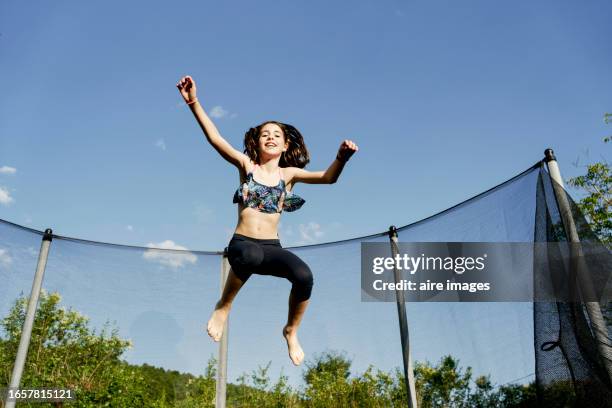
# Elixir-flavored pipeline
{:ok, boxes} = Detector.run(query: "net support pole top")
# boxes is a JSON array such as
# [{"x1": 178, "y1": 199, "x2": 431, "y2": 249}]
[
  {"x1": 544, "y1": 148, "x2": 556, "y2": 163},
  {"x1": 43, "y1": 228, "x2": 53, "y2": 242},
  {"x1": 543, "y1": 148, "x2": 564, "y2": 188},
  {"x1": 388, "y1": 225, "x2": 398, "y2": 240}
]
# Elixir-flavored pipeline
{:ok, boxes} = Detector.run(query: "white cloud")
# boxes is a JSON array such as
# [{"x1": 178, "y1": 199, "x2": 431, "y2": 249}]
[
  {"x1": 210, "y1": 105, "x2": 228, "y2": 118},
  {"x1": 0, "y1": 248, "x2": 13, "y2": 267},
  {"x1": 126, "y1": 225, "x2": 134, "y2": 232},
  {"x1": 298, "y1": 222, "x2": 325, "y2": 244},
  {"x1": 142, "y1": 240, "x2": 197, "y2": 269},
  {"x1": 155, "y1": 139, "x2": 166, "y2": 151},
  {"x1": 210, "y1": 105, "x2": 231, "y2": 119},
  {"x1": 0, "y1": 186, "x2": 14, "y2": 205},
  {"x1": 279, "y1": 221, "x2": 342, "y2": 246},
  {"x1": 0, "y1": 166, "x2": 16, "y2": 175}
]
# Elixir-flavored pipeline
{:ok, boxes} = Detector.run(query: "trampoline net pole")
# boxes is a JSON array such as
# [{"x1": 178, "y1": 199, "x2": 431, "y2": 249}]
[
  {"x1": 544, "y1": 150, "x2": 612, "y2": 385},
  {"x1": 5, "y1": 229, "x2": 53, "y2": 408},
  {"x1": 215, "y1": 250, "x2": 229, "y2": 408},
  {"x1": 389, "y1": 226, "x2": 418, "y2": 408}
]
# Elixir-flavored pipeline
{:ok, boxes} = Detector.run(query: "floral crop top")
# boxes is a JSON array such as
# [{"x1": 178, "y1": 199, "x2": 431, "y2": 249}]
[{"x1": 232, "y1": 165, "x2": 305, "y2": 213}]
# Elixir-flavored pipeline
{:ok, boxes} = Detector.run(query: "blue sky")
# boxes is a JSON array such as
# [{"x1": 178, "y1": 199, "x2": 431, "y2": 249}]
[
  {"x1": 1, "y1": 0, "x2": 610, "y2": 250},
  {"x1": 1, "y1": 0, "x2": 611, "y2": 389}
]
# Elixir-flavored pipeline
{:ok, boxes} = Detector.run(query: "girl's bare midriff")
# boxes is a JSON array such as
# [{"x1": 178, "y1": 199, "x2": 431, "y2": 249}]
[{"x1": 234, "y1": 205, "x2": 282, "y2": 239}]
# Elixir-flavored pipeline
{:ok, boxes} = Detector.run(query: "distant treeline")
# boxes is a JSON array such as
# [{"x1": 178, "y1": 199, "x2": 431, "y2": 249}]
[{"x1": 2, "y1": 292, "x2": 578, "y2": 407}]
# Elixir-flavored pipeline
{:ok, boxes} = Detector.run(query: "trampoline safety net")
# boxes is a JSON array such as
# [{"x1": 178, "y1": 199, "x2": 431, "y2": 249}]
[{"x1": 0, "y1": 161, "x2": 610, "y2": 407}]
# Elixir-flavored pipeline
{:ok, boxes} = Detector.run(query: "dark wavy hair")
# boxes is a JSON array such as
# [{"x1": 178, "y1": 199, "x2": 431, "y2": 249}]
[{"x1": 243, "y1": 121, "x2": 310, "y2": 168}]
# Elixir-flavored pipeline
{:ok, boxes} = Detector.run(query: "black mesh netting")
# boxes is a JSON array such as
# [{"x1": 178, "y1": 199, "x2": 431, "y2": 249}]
[{"x1": 534, "y1": 162, "x2": 612, "y2": 407}]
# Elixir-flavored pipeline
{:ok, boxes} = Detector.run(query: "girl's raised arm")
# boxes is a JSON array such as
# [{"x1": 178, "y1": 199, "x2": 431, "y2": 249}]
[
  {"x1": 177, "y1": 76, "x2": 248, "y2": 169},
  {"x1": 288, "y1": 140, "x2": 358, "y2": 185}
]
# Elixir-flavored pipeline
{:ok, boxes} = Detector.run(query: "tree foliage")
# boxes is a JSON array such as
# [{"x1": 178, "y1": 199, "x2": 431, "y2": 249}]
[
  {"x1": 1, "y1": 292, "x2": 543, "y2": 407},
  {"x1": 414, "y1": 356, "x2": 537, "y2": 408},
  {"x1": 0, "y1": 291, "x2": 166, "y2": 407},
  {"x1": 566, "y1": 114, "x2": 612, "y2": 329},
  {"x1": 567, "y1": 114, "x2": 611, "y2": 247}
]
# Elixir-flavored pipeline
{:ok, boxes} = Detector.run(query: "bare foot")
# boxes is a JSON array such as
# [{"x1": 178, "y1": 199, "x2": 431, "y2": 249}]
[
  {"x1": 283, "y1": 326, "x2": 305, "y2": 366},
  {"x1": 206, "y1": 303, "x2": 230, "y2": 342}
]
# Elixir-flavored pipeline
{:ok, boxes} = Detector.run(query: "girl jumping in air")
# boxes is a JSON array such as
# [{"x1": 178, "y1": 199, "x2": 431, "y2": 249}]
[{"x1": 176, "y1": 76, "x2": 358, "y2": 366}]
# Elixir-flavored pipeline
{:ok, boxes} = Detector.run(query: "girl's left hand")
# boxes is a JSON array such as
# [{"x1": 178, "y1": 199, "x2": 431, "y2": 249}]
[{"x1": 337, "y1": 140, "x2": 359, "y2": 163}]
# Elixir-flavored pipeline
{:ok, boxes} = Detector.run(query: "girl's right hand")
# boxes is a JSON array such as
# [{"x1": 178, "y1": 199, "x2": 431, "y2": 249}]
[{"x1": 176, "y1": 76, "x2": 198, "y2": 104}]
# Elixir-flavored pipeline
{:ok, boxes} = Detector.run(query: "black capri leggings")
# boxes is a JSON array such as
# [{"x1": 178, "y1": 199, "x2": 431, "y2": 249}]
[{"x1": 227, "y1": 234, "x2": 313, "y2": 301}]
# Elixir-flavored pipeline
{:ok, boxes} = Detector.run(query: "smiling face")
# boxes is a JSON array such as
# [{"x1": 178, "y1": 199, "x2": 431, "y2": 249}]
[
  {"x1": 258, "y1": 122, "x2": 288, "y2": 158},
  {"x1": 243, "y1": 120, "x2": 309, "y2": 168}
]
